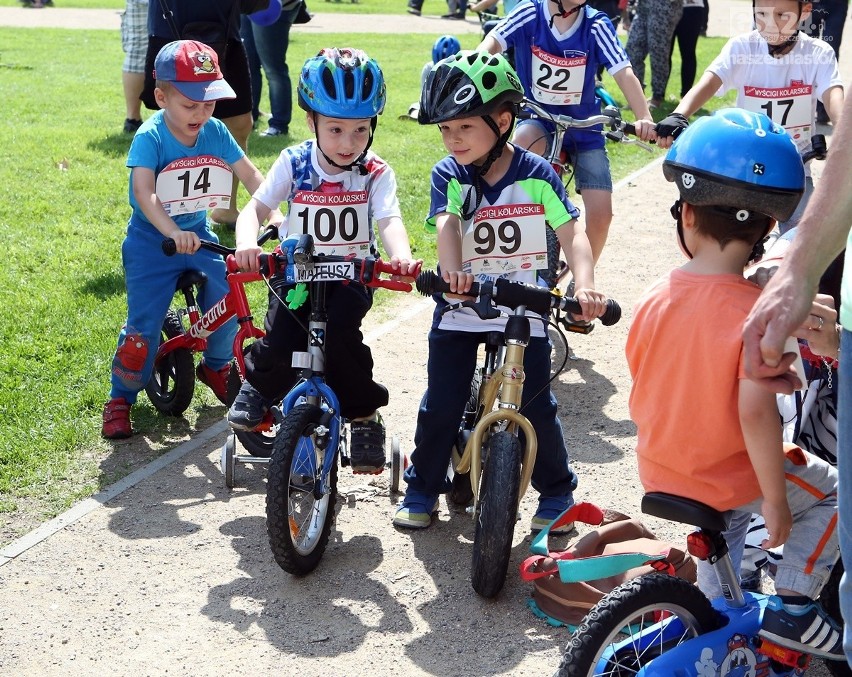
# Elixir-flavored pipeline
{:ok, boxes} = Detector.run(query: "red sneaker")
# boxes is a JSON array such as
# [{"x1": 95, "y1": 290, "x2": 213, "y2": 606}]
[
  {"x1": 102, "y1": 398, "x2": 132, "y2": 439},
  {"x1": 196, "y1": 361, "x2": 231, "y2": 404}
]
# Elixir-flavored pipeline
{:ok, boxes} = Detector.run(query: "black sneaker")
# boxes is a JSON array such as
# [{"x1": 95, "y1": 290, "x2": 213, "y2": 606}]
[
  {"x1": 123, "y1": 118, "x2": 143, "y2": 134},
  {"x1": 349, "y1": 414, "x2": 385, "y2": 474},
  {"x1": 227, "y1": 382, "x2": 271, "y2": 430},
  {"x1": 759, "y1": 595, "x2": 845, "y2": 661}
]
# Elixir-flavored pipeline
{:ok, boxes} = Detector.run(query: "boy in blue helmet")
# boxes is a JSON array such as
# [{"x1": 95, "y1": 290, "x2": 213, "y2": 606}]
[
  {"x1": 626, "y1": 108, "x2": 843, "y2": 661},
  {"x1": 229, "y1": 48, "x2": 421, "y2": 473},
  {"x1": 478, "y1": 0, "x2": 657, "y2": 265}
]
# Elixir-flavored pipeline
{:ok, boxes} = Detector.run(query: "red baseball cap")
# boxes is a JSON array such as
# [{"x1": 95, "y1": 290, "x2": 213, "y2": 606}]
[{"x1": 153, "y1": 40, "x2": 236, "y2": 102}]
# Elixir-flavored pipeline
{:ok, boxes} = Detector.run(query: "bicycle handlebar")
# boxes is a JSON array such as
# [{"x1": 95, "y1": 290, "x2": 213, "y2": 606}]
[
  {"x1": 162, "y1": 231, "x2": 419, "y2": 292},
  {"x1": 415, "y1": 270, "x2": 621, "y2": 326}
]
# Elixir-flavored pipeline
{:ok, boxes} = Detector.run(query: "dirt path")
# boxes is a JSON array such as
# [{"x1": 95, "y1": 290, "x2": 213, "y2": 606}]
[{"x1": 1, "y1": 6, "x2": 848, "y2": 675}]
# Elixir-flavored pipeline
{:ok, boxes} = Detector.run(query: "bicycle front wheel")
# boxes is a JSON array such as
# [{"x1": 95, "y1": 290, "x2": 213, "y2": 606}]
[
  {"x1": 145, "y1": 310, "x2": 194, "y2": 416},
  {"x1": 555, "y1": 573, "x2": 721, "y2": 677},
  {"x1": 266, "y1": 403, "x2": 338, "y2": 575},
  {"x1": 471, "y1": 430, "x2": 522, "y2": 598}
]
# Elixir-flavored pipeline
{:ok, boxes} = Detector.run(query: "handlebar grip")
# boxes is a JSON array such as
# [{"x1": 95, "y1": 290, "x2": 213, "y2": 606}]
[
  {"x1": 415, "y1": 270, "x2": 481, "y2": 297},
  {"x1": 623, "y1": 122, "x2": 636, "y2": 136},
  {"x1": 599, "y1": 299, "x2": 622, "y2": 326},
  {"x1": 162, "y1": 238, "x2": 177, "y2": 256}
]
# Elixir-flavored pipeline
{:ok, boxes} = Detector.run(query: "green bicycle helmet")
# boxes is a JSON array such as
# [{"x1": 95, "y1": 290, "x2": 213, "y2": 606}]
[{"x1": 418, "y1": 51, "x2": 524, "y2": 125}]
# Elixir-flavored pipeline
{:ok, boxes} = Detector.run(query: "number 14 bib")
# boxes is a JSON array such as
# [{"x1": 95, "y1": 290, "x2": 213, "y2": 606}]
[
  {"x1": 290, "y1": 190, "x2": 371, "y2": 256},
  {"x1": 462, "y1": 204, "x2": 548, "y2": 276},
  {"x1": 156, "y1": 155, "x2": 233, "y2": 216}
]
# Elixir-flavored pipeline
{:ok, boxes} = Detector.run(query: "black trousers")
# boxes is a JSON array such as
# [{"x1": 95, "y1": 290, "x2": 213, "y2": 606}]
[{"x1": 244, "y1": 278, "x2": 388, "y2": 420}]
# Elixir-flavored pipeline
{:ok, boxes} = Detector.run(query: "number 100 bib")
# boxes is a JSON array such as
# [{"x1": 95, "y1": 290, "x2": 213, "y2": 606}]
[{"x1": 291, "y1": 190, "x2": 371, "y2": 256}]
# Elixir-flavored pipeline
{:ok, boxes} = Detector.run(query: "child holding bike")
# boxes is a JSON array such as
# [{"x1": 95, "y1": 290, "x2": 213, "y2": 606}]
[
  {"x1": 393, "y1": 51, "x2": 609, "y2": 529},
  {"x1": 228, "y1": 48, "x2": 420, "y2": 474},
  {"x1": 478, "y1": 0, "x2": 657, "y2": 264},
  {"x1": 626, "y1": 109, "x2": 844, "y2": 661},
  {"x1": 102, "y1": 40, "x2": 278, "y2": 440},
  {"x1": 655, "y1": 0, "x2": 844, "y2": 232}
]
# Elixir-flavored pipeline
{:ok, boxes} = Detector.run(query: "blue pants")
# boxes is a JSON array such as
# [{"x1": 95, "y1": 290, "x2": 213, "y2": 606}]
[
  {"x1": 403, "y1": 325, "x2": 579, "y2": 499},
  {"x1": 240, "y1": 6, "x2": 299, "y2": 132},
  {"x1": 838, "y1": 329, "x2": 852, "y2": 664},
  {"x1": 109, "y1": 224, "x2": 237, "y2": 403}
]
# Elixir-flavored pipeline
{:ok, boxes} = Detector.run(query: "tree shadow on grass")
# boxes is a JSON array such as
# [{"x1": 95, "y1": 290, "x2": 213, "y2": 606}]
[
  {"x1": 86, "y1": 133, "x2": 133, "y2": 160},
  {"x1": 79, "y1": 270, "x2": 125, "y2": 299}
]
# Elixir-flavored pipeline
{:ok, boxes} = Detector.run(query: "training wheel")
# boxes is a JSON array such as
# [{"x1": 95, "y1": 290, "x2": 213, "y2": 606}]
[
  {"x1": 220, "y1": 432, "x2": 237, "y2": 488},
  {"x1": 389, "y1": 436, "x2": 406, "y2": 494}
]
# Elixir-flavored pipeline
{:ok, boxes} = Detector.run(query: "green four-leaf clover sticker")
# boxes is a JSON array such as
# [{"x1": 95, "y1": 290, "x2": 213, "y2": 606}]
[{"x1": 286, "y1": 283, "x2": 309, "y2": 310}]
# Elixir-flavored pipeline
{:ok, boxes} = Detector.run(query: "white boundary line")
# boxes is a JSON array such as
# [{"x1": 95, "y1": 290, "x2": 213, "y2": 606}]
[{"x1": 0, "y1": 156, "x2": 665, "y2": 567}]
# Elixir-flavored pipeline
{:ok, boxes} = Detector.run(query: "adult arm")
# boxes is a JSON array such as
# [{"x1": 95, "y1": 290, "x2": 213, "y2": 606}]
[{"x1": 743, "y1": 88, "x2": 852, "y2": 391}]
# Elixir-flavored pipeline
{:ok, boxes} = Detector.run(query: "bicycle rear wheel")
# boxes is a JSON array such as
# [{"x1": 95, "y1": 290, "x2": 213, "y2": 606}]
[
  {"x1": 145, "y1": 310, "x2": 195, "y2": 416},
  {"x1": 555, "y1": 573, "x2": 721, "y2": 676},
  {"x1": 266, "y1": 403, "x2": 338, "y2": 575},
  {"x1": 471, "y1": 430, "x2": 522, "y2": 598}
]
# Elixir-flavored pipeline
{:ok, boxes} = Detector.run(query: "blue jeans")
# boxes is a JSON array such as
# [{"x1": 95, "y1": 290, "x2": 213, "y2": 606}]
[
  {"x1": 838, "y1": 329, "x2": 852, "y2": 664},
  {"x1": 240, "y1": 7, "x2": 299, "y2": 132},
  {"x1": 403, "y1": 324, "x2": 579, "y2": 500}
]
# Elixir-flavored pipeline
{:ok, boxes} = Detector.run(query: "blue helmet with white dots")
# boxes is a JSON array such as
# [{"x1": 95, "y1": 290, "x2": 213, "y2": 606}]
[
  {"x1": 432, "y1": 35, "x2": 461, "y2": 63},
  {"x1": 663, "y1": 108, "x2": 804, "y2": 222}
]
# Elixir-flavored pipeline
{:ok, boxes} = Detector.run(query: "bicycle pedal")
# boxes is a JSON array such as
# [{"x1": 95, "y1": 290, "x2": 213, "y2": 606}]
[
  {"x1": 755, "y1": 638, "x2": 811, "y2": 669},
  {"x1": 560, "y1": 319, "x2": 595, "y2": 335}
]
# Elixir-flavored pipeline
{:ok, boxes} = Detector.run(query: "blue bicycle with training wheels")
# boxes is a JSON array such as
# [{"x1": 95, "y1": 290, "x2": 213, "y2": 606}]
[
  {"x1": 554, "y1": 492, "x2": 847, "y2": 676},
  {"x1": 259, "y1": 234, "x2": 419, "y2": 575}
]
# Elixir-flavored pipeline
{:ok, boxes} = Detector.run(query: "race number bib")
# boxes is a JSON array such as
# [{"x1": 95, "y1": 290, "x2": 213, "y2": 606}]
[
  {"x1": 742, "y1": 84, "x2": 813, "y2": 149},
  {"x1": 290, "y1": 190, "x2": 371, "y2": 256},
  {"x1": 156, "y1": 155, "x2": 233, "y2": 216},
  {"x1": 530, "y1": 47, "x2": 587, "y2": 106},
  {"x1": 462, "y1": 204, "x2": 548, "y2": 276}
]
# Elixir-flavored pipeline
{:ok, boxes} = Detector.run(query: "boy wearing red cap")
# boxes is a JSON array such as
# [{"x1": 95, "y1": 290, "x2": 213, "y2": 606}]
[{"x1": 102, "y1": 40, "x2": 280, "y2": 439}]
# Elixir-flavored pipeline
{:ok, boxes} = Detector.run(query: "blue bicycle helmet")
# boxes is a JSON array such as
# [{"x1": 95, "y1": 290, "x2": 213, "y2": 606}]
[
  {"x1": 432, "y1": 35, "x2": 461, "y2": 64},
  {"x1": 663, "y1": 108, "x2": 804, "y2": 222},
  {"x1": 297, "y1": 48, "x2": 386, "y2": 119}
]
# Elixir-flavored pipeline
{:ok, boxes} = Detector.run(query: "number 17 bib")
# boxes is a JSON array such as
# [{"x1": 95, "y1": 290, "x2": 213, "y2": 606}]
[
  {"x1": 742, "y1": 84, "x2": 813, "y2": 150},
  {"x1": 462, "y1": 204, "x2": 548, "y2": 276}
]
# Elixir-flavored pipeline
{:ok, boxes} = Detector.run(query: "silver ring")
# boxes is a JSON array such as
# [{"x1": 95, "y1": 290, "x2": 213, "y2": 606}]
[{"x1": 817, "y1": 316, "x2": 824, "y2": 330}]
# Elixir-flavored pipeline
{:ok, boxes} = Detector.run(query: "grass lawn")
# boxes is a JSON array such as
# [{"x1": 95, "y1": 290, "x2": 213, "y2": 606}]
[
  {"x1": 0, "y1": 23, "x2": 733, "y2": 542},
  {"x1": 0, "y1": 0, "x2": 419, "y2": 14}
]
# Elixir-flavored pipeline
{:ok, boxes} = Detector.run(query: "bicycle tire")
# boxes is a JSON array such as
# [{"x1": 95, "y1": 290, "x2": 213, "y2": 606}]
[
  {"x1": 555, "y1": 573, "x2": 722, "y2": 677},
  {"x1": 819, "y1": 559, "x2": 851, "y2": 677},
  {"x1": 266, "y1": 403, "x2": 338, "y2": 575},
  {"x1": 145, "y1": 310, "x2": 195, "y2": 416},
  {"x1": 471, "y1": 430, "x2": 522, "y2": 598}
]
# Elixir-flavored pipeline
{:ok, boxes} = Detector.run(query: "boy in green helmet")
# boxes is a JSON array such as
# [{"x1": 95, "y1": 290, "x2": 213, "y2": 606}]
[{"x1": 394, "y1": 51, "x2": 612, "y2": 530}]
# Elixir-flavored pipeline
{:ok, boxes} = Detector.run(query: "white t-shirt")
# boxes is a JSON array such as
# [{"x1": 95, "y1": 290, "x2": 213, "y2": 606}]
[{"x1": 708, "y1": 31, "x2": 842, "y2": 173}]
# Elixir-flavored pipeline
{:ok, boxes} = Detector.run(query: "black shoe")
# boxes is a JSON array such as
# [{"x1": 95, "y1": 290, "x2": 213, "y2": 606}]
[
  {"x1": 123, "y1": 118, "x2": 143, "y2": 134},
  {"x1": 349, "y1": 415, "x2": 386, "y2": 474},
  {"x1": 407, "y1": 1, "x2": 422, "y2": 14},
  {"x1": 442, "y1": 12, "x2": 466, "y2": 19}
]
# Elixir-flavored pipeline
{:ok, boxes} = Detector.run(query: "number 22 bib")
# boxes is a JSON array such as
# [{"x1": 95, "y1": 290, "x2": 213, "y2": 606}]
[{"x1": 530, "y1": 47, "x2": 587, "y2": 106}]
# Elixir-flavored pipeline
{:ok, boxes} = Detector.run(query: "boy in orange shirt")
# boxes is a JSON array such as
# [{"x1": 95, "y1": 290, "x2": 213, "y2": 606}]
[{"x1": 625, "y1": 108, "x2": 843, "y2": 661}]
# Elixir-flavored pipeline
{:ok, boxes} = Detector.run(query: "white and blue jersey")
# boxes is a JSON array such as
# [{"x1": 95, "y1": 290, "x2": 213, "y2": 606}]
[{"x1": 492, "y1": 0, "x2": 630, "y2": 151}]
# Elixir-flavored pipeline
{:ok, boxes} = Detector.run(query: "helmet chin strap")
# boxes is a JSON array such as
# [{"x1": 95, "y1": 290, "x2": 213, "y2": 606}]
[
  {"x1": 671, "y1": 200, "x2": 694, "y2": 259},
  {"x1": 313, "y1": 112, "x2": 377, "y2": 176},
  {"x1": 549, "y1": 0, "x2": 585, "y2": 28},
  {"x1": 461, "y1": 116, "x2": 512, "y2": 221},
  {"x1": 671, "y1": 199, "x2": 774, "y2": 263},
  {"x1": 766, "y1": 31, "x2": 799, "y2": 57}
]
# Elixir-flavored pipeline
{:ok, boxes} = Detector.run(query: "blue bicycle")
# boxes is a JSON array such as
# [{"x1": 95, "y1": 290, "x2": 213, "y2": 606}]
[
  {"x1": 554, "y1": 492, "x2": 847, "y2": 676},
  {"x1": 262, "y1": 234, "x2": 418, "y2": 575}
]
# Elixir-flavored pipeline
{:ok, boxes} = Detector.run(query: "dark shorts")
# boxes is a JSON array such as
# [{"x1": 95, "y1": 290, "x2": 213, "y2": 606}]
[{"x1": 142, "y1": 35, "x2": 252, "y2": 119}]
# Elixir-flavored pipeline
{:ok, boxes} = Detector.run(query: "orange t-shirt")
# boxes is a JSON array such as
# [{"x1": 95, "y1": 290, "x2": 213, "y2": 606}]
[{"x1": 625, "y1": 269, "x2": 764, "y2": 511}]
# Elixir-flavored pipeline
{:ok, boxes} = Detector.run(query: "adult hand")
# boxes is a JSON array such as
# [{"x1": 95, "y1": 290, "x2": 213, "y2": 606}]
[{"x1": 795, "y1": 294, "x2": 839, "y2": 359}]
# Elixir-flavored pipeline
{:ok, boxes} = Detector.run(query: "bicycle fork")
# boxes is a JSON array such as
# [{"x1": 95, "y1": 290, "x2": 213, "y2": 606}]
[{"x1": 457, "y1": 310, "x2": 538, "y2": 503}]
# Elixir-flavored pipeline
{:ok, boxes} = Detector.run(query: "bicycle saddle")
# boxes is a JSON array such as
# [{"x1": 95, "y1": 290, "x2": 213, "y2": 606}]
[{"x1": 642, "y1": 492, "x2": 730, "y2": 533}]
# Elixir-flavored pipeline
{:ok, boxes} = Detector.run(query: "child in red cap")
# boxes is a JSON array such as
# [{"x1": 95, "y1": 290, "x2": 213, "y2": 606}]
[{"x1": 102, "y1": 40, "x2": 281, "y2": 439}]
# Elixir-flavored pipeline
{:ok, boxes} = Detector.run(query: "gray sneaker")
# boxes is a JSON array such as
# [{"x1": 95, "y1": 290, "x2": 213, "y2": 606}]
[
  {"x1": 260, "y1": 126, "x2": 286, "y2": 137},
  {"x1": 759, "y1": 595, "x2": 845, "y2": 661},
  {"x1": 227, "y1": 382, "x2": 271, "y2": 430}
]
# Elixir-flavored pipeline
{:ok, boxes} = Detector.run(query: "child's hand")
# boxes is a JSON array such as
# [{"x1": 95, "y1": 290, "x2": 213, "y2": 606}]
[
  {"x1": 655, "y1": 113, "x2": 689, "y2": 149},
  {"x1": 442, "y1": 270, "x2": 475, "y2": 299},
  {"x1": 171, "y1": 230, "x2": 200, "y2": 255},
  {"x1": 572, "y1": 287, "x2": 608, "y2": 322},
  {"x1": 632, "y1": 119, "x2": 658, "y2": 143},
  {"x1": 388, "y1": 256, "x2": 423, "y2": 283},
  {"x1": 760, "y1": 497, "x2": 793, "y2": 549},
  {"x1": 234, "y1": 245, "x2": 263, "y2": 273}
]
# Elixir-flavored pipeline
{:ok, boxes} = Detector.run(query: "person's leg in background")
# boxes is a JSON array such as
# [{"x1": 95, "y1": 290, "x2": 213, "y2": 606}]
[
  {"x1": 837, "y1": 329, "x2": 852, "y2": 665},
  {"x1": 240, "y1": 14, "x2": 263, "y2": 128},
  {"x1": 251, "y1": 4, "x2": 300, "y2": 137},
  {"x1": 120, "y1": 0, "x2": 149, "y2": 134},
  {"x1": 670, "y1": 4, "x2": 703, "y2": 97},
  {"x1": 700, "y1": 0, "x2": 708, "y2": 35},
  {"x1": 647, "y1": 0, "x2": 683, "y2": 106},
  {"x1": 210, "y1": 39, "x2": 254, "y2": 228},
  {"x1": 807, "y1": 0, "x2": 848, "y2": 124}
]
